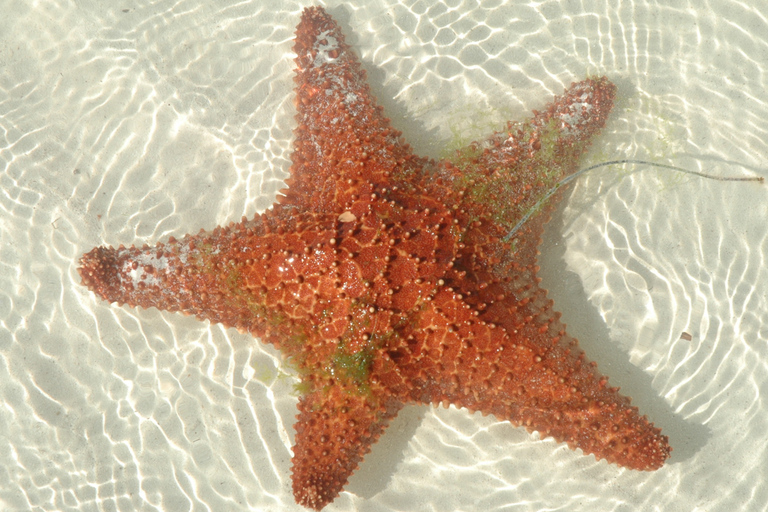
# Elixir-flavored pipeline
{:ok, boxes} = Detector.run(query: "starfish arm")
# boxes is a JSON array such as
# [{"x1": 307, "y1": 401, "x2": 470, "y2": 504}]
[
  {"x1": 291, "y1": 378, "x2": 401, "y2": 510},
  {"x1": 77, "y1": 241, "x2": 233, "y2": 319},
  {"x1": 392, "y1": 287, "x2": 670, "y2": 471},
  {"x1": 78, "y1": 214, "x2": 339, "y2": 352},
  {"x1": 450, "y1": 321, "x2": 670, "y2": 471},
  {"x1": 437, "y1": 77, "x2": 617, "y2": 238},
  {"x1": 281, "y1": 6, "x2": 427, "y2": 214},
  {"x1": 427, "y1": 79, "x2": 617, "y2": 348}
]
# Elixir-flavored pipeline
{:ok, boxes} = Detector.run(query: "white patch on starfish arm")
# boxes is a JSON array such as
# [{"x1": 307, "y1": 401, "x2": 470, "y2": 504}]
[
  {"x1": 120, "y1": 251, "x2": 170, "y2": 288},
  {"x1": 312, "y1": 29, "x2": 339, "y2": 66}
]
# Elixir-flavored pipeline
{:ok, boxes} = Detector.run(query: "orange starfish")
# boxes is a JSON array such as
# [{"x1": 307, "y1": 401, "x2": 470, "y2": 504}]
[{"x1": 78, "y1": 6, "x2": 670, "y2": 510}]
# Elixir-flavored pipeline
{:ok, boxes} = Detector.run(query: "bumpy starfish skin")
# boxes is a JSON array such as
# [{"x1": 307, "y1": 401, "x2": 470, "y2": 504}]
[{"x1": 78, "y1": 6, "x2": 670, "y2": 511}]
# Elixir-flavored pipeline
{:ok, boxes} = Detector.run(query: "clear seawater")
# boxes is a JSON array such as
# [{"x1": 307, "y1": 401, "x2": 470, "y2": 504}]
[{"x1": 2, "y1": 1, "x2": 767, "y2": 511}]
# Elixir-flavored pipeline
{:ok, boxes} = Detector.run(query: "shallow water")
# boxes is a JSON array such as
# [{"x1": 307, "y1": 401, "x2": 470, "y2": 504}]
[{"x1": 2, "y1": 1, "x2": 768, "y2": 511}]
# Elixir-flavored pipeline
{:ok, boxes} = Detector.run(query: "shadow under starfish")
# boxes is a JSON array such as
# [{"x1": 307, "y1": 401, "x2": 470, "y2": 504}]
[{"x1": 78, "y1": 6, "x2": 670, "y2": 511}]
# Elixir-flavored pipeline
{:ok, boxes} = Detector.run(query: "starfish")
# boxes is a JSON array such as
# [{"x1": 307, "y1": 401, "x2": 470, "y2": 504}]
[{"x1": 78, "y1": 6, "x2": 670, "y2": 510}]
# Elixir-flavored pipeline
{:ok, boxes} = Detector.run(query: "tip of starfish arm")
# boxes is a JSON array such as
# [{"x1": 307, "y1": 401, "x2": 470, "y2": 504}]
[
  {"x1": 620, "y1": 423, "x2": 671, "y2": 471},
  {"x1": 78, "y1": 246, "x2": 123, "y2": 304},
  {"x1": 293, "y1": 479, "x2": 337, "y2": 511}
]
